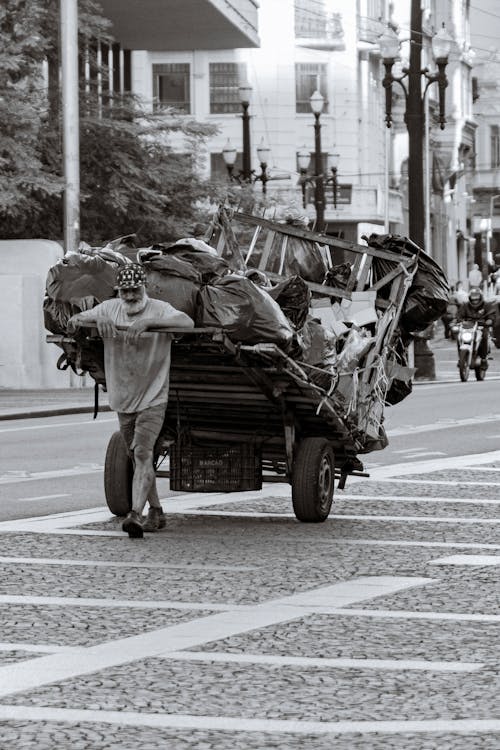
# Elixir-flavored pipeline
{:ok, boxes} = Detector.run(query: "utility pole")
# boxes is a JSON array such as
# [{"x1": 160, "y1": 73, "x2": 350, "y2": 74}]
[
  {"x1": 407, "y1": 0, "x2": 425, "y2": 251},
  {"x1": 60, "y1": 0, "x2": 80, "y2": 254}
]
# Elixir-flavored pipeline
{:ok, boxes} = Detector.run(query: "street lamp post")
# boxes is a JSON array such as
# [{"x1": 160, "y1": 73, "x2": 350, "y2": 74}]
[
  {"x1": 327, "y1": 152, "x2": 340, "y2": 209},
  {"x1": 297, "y1": 146, "x2": 340, "y2": 213},
  {"x1": 310, "y1": 90, "x2": 325, "y2": 232},
  {"x1": 379, "y1": 12, "x2": 452, "y2": 252},
  {"x1": 222, "y1": 136, "x2": 273, "y2": 195},
  {"x1": 379, "y1": 7, "x2": 452, "y2": 381},
  {"x1": 297, "y1": 146, "x2": 311, "y2": 208},
  {"x1": 255, "y1": 137, "x2": 271, "y2": 194},
  {"x1": 239, "y1": 83, "x2": 252, "y2": 182}
]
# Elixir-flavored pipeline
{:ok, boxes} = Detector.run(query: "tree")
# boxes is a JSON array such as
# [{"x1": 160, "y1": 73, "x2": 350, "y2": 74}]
[
  {"x1": 0, "y1": 0, "x2": 222, "y2": 244},
  {"x1": 0, "y1": 0, "x2": 62, "y2": 235}
]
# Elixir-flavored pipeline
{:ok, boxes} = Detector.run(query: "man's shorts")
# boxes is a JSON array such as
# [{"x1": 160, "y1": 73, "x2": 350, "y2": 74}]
[{"x1": 117, "y1": 403, "x2": 167, "y2": 455}]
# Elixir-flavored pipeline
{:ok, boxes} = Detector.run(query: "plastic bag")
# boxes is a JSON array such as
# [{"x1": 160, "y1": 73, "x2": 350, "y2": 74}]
[
  {"x1": 367, "y1": 233, "x2": 449, "y2": 333},
  {"x1": 337, "y1": 328, "x2": 374, "y2": 373},
  {"x1": 198, "y1": 275, "x2": 294, "y2": 349},
  {"x1": 142, "y1": 254, "x2": 201, "y2": 283},
  {"x1": 267, "y1": 275, "x2": 311, "y2": 329},
  {"x1": 154, "y1": 241, "x2": 229, "y2": 283},
  {"x1": 300, "y1": 317, "x2": 337, "y2": 367},
  {"x1": 144, "y1": 268, "x2": 200, "y2": 319},
  {"x1": 43, "y1": 295, "x2": 100, "y2": 335},
  {"x1": 46, "y1": 254, "x2": 118, "y2": 304}
]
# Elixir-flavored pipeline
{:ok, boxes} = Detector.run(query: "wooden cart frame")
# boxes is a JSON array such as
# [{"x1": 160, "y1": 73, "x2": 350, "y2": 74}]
[{"x1": 48, "y1": 210, "x2": 420, "y2": 523}]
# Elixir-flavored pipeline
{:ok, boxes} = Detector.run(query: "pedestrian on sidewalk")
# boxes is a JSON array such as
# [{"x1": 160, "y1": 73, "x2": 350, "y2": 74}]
[
  {"x1": 468, "y1": 263, "x2": 482, "y2": 289},
  {"x1": 67, "y1": 264, "x2": 194, "y2": 538}
]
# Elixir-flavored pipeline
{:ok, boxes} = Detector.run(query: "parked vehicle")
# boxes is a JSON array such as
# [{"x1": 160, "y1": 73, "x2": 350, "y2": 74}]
[{"x1": 453, "y1": 320, "x2": 489, "y2": 381}]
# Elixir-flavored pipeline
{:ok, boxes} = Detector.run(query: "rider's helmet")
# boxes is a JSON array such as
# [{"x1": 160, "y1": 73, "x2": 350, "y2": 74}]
[{"x1": 468, "y1": 287, "x2": 483, "y2": 309}]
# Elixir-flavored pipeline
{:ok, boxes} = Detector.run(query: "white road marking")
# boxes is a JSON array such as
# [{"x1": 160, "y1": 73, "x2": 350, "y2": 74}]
[
  {"x1": 17, "y1": 494, "x2": 70, "y2": 503},
  {"x1": 0, "y1": 417, "x2": 115, "y2": 434},
  {"x1": 379, "y1": 478, "x2": 500, "y2": 487},
  {"x1": 340, "y1": 538, "x2": 500, "y2": 551},
  {"x1": 392, "y1": 451, "x2": 447, "y2": 459},
  {"x1": 0, "y1": 706, "x2": 498, "y2": 736},
  {"x1": 0, "y1": 465, "x2": 103, "y2": 485},
  {"x1": 0, "y1": 576, "x2": 433, "y2": 698},
  {"x1": 340, "y1": 494, "x2": 500, "y2": 505},
  {"x1": 364, "y1": 450, "x2": 500, "y2": 480},
  {"x1": 0, "y1": 556, "x2": 257, "y2": 572},
  {"x1": 428, "y1": 554, "x2": 500, "y2": 566},
  {"x1": 0, "y1": 643, "x2": 82, "y2": 654},
  {"x1": 387, "y1": 414, "x2": 500, "y2": 437},
  {"x1": 162, "y1": 650, "x2": 482, "y2": 673},
  {"x1": 322, "y1": 608, "x2": 500, "y2": 624},
  {"x1": 333, "y1": 514, "x2": 500, "y2": 525},
  {"x1": 0, "y1": 595, "x2": 237, "y2": 611}
]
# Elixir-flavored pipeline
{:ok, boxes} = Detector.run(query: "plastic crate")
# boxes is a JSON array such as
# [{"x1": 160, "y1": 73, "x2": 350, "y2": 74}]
[{"x1": 170, "y1": 438, "x2": 262, "y2": 492}]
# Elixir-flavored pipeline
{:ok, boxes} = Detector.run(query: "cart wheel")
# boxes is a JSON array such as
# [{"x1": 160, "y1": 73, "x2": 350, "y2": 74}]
[
  {"x1": 292, "y1": 437, "x2": 335, "y2": 522},
  {"x1": 104, "y1": 431, "x2": 133, "y2": 516}
]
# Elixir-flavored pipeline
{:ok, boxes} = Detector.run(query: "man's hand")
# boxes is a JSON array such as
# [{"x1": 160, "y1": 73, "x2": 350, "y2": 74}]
[
  {"x1": 67, "y1": 315, "x2": 80, "y2": 335},
  {"x1": 124, "y1": 319, "x2": 150, "y2": 343},
  {"x1": 96, "y1": 316, "x2": 118, "y2": 339}
]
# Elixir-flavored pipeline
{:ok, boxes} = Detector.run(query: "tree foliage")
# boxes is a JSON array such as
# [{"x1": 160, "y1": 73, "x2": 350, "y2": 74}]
[{"x1": 0, "y1": 0, "x2": 222, "y2": 245}]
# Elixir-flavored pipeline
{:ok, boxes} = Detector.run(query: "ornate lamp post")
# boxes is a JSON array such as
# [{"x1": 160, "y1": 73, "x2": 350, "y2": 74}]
[
  {"x1": 327, "y1": 152, "x2": 340, "y2": 209},
  {"x1": 297, "y1": 146, "x2": 340, "y2": 213},
  {"x1": 310, "y1": 89, "x2": 325, "y2": 232},
  {"x1": 222, "y1": 138, "x2": 238, "y2": 181},
  {"x1": 379, "y1": 7, "x2": 452, "y2": 381},
  {"x1": 255, "y1": 137, "x2": 271, "y2": 194},
  {"x1": 297, "y1": 145, "x2": 311, "y2": 208},
  {"x1": 239, "y1": 83, "x2": 252, "y2": 182},
  {"x1": 379, "y1": 15, "x2": 452, "y2": 251},
  {"x1": 222, "y1": 136, "x2": 273, "y2": 195}
]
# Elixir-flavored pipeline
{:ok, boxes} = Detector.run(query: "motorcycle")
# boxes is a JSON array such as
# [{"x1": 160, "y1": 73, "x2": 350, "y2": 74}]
[{"x1": 452, "y1": 320, "x2": 490, "y2": 382}]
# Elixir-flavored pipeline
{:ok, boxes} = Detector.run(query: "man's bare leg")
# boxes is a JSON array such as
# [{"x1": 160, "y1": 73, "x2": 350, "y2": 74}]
[
  {"x1": 131, "y1": 446, "x2": 156, "y2": 516},
  {"x1": 122, "y1": 446, "x2": 157, "y2": 538}
]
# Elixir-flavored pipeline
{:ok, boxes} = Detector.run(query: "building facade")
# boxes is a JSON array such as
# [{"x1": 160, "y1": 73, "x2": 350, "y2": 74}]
[
  {"x1": 114, "y1": 0, "x2": 477, "y2": 278},
  {"x1": 129, "y1": 0, "x2": 403, "y2": 244}
]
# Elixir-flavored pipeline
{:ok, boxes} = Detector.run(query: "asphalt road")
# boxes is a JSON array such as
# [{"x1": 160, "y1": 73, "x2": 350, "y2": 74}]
[
  {"x1": 0, "y1": 338, "x2": 499, "y2": 748},
  {"x1": 1, "y1": 338, "x2": 499, "y2": 520}
]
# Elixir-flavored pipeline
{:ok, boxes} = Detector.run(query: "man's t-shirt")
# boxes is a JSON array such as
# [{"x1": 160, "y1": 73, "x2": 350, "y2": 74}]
[{"x1": 78, "y1": 297, "x2": 178, "y2": 413}]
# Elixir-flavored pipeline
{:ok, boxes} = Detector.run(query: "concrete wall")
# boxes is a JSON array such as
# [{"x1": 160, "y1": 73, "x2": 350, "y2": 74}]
[{"x1": 0, "y1": 239, "x2": 77, "y2": 389}]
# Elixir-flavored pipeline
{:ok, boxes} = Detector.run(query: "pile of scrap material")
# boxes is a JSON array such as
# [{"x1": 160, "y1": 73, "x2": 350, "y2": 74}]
[{"x1": 44, "y1": 211, "x2": 449, "y2": 454}]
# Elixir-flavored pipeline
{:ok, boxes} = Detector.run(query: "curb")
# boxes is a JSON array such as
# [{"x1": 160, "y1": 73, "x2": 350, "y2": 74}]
[{"x1": 0, "y1": 405, "x2": 112, "y2": 421}]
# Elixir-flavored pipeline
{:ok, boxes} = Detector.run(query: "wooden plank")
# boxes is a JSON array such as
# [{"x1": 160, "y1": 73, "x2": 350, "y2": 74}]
[
  {"x1": 245, "y1": 225, "x2": 262, "y2": 264},
  {"x1": 345, "y1": 253, "x2": 364, "y2": 294},
  {"x1": 356, "y1": 254, "x2": 373, "y2": 289},
  {"x1": 258, "y1": 230, "x2": 277, "y2": 270},
  {"x1": 233, "y1": 211, "x2": 417, "y2": 262}
]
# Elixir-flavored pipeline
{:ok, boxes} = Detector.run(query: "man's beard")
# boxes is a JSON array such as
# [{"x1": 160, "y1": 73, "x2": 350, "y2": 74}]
[{"x1": 123, "y1": 293, "x2": 148, "y2": 316}]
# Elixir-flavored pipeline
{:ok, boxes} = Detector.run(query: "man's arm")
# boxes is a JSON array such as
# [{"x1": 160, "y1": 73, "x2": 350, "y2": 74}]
[
  {"x1": 125, "y1": 308, "x2": 194, "y2": 342},
  {"x1": 67, "y1": 302, "x2": 116, "y2": 338},
  {"x1": 67, "y1": 309, "x2": 100, "y2": 334}
]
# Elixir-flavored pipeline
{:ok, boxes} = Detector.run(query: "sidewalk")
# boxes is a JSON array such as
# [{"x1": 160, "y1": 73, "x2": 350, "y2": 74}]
[{"x1": 0, "y1": 387, "x2": 110, "y2": 420}]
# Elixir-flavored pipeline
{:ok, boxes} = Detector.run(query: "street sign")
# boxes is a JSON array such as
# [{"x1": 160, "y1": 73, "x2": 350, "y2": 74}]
[{"x1": 326, "y1": 184, "x2": 352, "y2": 204}]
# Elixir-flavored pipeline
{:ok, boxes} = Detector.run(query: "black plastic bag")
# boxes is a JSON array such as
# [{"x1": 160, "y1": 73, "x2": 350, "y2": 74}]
[
  {"x1": 367, "y1": 234, "x2": 449, "y2": 333},
  {"x1": 152, "y1": 241, "x2": 229, "y2": 283},
  {"x1": 267, "y1": 275, "x2": 311, "y2": 329},
  {"x1": 144, "y1": 268, "x2": 200, "y2": 319},
  {"x1": 198, "y1": 275, "x2": 294, "y2": 349},
  {"x1": 46, "y1": 254, "x2": 118, "y2": 304}
]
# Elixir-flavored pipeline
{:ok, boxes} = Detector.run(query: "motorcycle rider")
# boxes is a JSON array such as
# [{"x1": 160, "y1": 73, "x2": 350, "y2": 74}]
[{"x1": 456, "y1": 287, "x2": 494, "y2": 367}]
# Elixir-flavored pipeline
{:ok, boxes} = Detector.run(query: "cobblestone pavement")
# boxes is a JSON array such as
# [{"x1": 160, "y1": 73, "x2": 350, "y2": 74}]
[{"x1": 0, "y1": 451, "x2": 499, "y2": 748}]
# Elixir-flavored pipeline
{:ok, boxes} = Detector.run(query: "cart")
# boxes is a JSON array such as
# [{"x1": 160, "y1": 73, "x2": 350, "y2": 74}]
[{"x1": 47, "y1": 209, "x2": 421, "y2": 523}]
